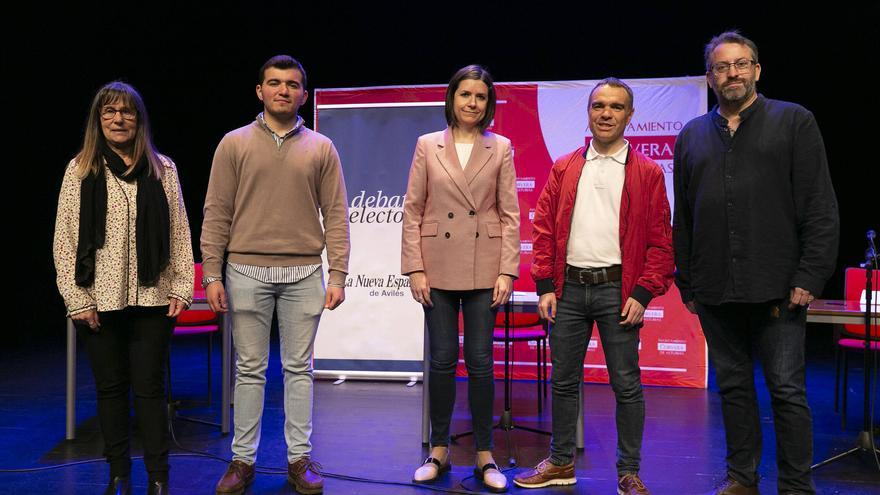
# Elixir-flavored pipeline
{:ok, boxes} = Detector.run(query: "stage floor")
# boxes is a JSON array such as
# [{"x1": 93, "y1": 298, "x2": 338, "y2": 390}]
[{"x1": 1, "y1": 334, "x2": 878, "y2": 494}]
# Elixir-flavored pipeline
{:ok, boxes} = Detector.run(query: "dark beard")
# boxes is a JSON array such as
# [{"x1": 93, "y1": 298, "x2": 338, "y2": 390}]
[{"x1": 718, "y1": 79, "x2": 755, "y2": 105}]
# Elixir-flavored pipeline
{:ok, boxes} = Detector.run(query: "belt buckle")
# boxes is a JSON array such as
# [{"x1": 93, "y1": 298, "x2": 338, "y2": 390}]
[
  {"x1": 575, "y1": 267, "x2": 608, "y2": 285},
  {"x1": 582, "y1": 268, "x2": 606, "y2": 285},
  {"x1": 577, "y1": 269, "x2": 588, "y2": 285}
]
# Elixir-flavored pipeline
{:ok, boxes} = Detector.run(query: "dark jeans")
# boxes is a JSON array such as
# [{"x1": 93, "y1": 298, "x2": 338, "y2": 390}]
[
  {"x1": 425, "y1": 288, "x2": 496, "y2": 451},
  {"x1": 549, "y1": 280, "x2": 644, "y2": 474},
  {"x1": 77, "y1": 306, "x2": 174, "y2": 482},
  {"x1": 696, "y1": 301, "x2": 815, "y2": 494}
]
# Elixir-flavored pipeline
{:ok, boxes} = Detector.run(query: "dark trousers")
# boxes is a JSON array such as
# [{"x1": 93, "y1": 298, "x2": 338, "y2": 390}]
[
  {"x1": 696, "y1": 301, "x2": 815, "y2": 494},
  {"x1": 77, "y1": 306, "x2": 173, "y2": 482},
  {"x1": 425, "y1": 288, "x2": 496, "y2": 451},
  {"x1": 549, "y1": 280, "x2": 644, "y2": 474}
]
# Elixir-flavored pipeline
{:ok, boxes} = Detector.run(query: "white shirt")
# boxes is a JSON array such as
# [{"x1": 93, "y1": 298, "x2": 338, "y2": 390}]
[
  {"x1": 455, "y1": 142, "x2": 474, "y2": 169},
  {"x1": 566, "y1": 140, "x2": 628, "y2": 268}
]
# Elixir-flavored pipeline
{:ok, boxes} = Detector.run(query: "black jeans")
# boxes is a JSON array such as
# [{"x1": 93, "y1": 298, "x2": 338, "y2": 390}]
[
  {"x1": 77, "y1": 305, "x2": 174, "y2": 482},
  {"x1": 549, "y1": 280, "x2": 644, "y2": 474},
  {"x1": 425, "y1": 288, "x2": 496, "y2": 451},
  {"x1": 696, "y1": 301, "x2": 814, "y2": 494}
]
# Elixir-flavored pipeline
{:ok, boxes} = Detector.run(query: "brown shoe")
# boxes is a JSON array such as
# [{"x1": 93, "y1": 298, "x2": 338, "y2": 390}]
[
  {"x1": 215, "y1": 460, "x2": 254, "y2": 494},
  {"x1": 288, "y1": 457, "x2": 324, "y2": 494},
  {"x1": 513, "y1": 458, "x2": 576, "y2": 488},
  {"x1": 618, "y1": 473, "x2": 651, "y2": 495},
  {"x1": 709, "y1": 476, "x2": 760, "y2": 495}
]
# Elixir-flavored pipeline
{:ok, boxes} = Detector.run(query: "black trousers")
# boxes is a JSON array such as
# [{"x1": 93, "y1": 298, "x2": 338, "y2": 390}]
[{"x1": 77, "y1": 305, "x2": 173, "y2": 482}]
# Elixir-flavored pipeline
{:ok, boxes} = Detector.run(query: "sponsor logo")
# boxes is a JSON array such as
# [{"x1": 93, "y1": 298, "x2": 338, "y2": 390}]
[
  {"x1": 528, "y1": 209, "x2": 535, "y2": 221},
  {"x1": 347, "y1": 274, "x2": 410, "y2": 297},
  {"x1": 657, "y1": 340, "x2": 687, "y2": 354},
  {"x1": 516, "y1": 177, "x2": 536, "y2": 192},
  {"x1": 588, "y1": 339, "x2": 598, "y2": 350},
  {"x1": 521, "y1": 241, "x2": 533, "y2": 253},
  {"x1": 644, "y1": 308, "x2": 664, "y2": 321}
]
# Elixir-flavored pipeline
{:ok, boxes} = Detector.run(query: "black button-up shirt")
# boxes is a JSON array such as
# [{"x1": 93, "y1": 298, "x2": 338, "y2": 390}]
[{"x1": 673, "y1": 95, "x2": 839, "y2": 305}]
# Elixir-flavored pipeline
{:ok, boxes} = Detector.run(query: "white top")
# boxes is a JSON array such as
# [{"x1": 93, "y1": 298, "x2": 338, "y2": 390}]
[
  {"x1": 566, "y1": 139, "x2": 628, "y2": 268},
  {"x1": 455, "y1": 142, "x2": 474, "y2": 169}
]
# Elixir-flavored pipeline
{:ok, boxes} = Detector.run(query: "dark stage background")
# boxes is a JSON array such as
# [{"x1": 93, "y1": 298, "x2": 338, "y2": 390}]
[{"x1": 4, "y1": 2, "x2": 876, "y2": 347}]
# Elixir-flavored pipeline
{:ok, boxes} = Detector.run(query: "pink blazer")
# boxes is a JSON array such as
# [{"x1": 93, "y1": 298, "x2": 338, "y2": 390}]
[{"x1": 401, "y1": 128, "x2": 520, "y2": 290}]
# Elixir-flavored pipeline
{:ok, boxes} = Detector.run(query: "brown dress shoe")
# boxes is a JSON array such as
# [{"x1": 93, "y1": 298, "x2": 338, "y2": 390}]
[
  {"x1": 710, "y1": 476, "x2": 760, "y2": 495},
  {"x1": 513, "y1": 458, "x2": 576, "y2": 488},
  {"x1": 618, "y1": 473, "x2": 651, "y2": 495},
  {"x1": 215, "y1": 460, "x2": 254, "y2": 494},
  {"x1": 288, "y1": 457, "x2": 324, "y2": 494}
]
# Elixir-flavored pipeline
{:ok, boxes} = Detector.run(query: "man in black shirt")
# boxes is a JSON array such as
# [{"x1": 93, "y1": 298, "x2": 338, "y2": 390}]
[{"x1": 673, "y1": 31, "x2": 839, "y2": 495}]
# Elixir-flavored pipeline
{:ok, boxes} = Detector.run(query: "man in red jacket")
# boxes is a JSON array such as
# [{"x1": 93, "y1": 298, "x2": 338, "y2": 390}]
[{"x1": 514, "y1": 78, "x2": 674, "y2": 495}]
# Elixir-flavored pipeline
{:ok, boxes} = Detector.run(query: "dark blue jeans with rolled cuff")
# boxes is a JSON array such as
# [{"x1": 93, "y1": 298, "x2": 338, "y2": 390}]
[
  {"x1": 425, "y1": 288, "x2": 497, "y2": 451},
  {"x1": 549, "y1": 280, "x2": 645, "y2": 474},
  {"x1": 696, "y1": 301, "x2": 815, "y2": 494}
]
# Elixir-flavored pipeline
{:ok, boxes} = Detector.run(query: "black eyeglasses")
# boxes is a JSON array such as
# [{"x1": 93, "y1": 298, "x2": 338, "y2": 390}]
[
  {"x1": 709, "y1": 59, "x2": 756, "y2": 75},
  {"x1": 101, "y1": 107, "x2": 137, "y2": 121}
]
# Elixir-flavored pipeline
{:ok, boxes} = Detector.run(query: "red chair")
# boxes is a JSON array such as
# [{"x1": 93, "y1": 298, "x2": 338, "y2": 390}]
[
  {"x1": 492, "y1": 310, "x2": 549, "y2": 413},
  {"x1": 834, "y1": 267, "x2": 879, "y2": 429},
  {"x1": 167, "y1": 263, "x2": 221, "y2": 426}
]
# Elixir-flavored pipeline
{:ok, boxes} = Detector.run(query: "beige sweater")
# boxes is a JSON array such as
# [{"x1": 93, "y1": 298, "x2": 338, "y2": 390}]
[
  {"x1": 54, "y1": 156, "x2": 195, "y2": 316},
  {"x1": 200, "y1": 121, "x2": 350, "y2": 286}
]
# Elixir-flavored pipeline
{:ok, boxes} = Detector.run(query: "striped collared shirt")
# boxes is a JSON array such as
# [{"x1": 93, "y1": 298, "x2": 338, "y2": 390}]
[
  {"x1": 228, "y1": 263, "x2": 322, "y2": 284},
  {"x1": 257, "y1": 112, "x2": 304, "y2": 149}
]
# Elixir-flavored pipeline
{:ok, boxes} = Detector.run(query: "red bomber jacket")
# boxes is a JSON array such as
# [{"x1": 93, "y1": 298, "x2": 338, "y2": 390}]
[{"x1": 530, "y1": 145, "x2": 674, "y2": 307}]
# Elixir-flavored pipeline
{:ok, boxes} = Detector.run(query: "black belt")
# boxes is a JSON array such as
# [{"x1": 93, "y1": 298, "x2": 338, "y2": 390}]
[{"x1": 564, "y1": 264, "x2": 622, "y2": 285}]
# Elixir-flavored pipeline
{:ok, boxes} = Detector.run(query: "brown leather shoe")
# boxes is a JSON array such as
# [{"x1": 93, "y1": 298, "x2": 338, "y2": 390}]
[
  {"x1": 618, "y1": 473, "x2": 651, "y2": 495},
  {"x1": 288, "y1": 457, "x2": 324, "y2": 494},
  {"x1": 215, "y1": 460, "x2": 254, "y2": 494},
  {"x1": 709, "y1": 476, "x2": 760, "y2": 495},
  {"x1": 513, "y1": 458, "x2": 576, "y2": 488}
]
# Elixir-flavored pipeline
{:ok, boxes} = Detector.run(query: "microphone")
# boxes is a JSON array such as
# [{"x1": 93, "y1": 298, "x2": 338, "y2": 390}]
[{"x1": 868, "y1": 229, "x2": 878, "y2": 264}]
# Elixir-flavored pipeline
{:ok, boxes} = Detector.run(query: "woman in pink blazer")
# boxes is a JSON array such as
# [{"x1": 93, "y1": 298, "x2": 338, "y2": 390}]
[{"x1": 401, "y1": 65, "x2": 520, "y2": 492}]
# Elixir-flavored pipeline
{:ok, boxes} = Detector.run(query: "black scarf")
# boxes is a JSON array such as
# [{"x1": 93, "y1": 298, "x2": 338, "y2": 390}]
[{"x1": 75, "y1": 142, "x2": 170, "y2": 287}]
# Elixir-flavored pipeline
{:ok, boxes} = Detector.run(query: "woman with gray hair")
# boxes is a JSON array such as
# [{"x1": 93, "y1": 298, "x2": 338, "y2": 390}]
[{"x1": 53, "y1": 81, "x2": 193, "y2": 495}]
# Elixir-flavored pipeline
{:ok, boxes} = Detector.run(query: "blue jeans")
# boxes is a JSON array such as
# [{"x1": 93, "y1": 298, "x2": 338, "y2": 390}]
[
  {"x1": 225, "y1": 266, "x2": 325, "y2": 464},
  {"x1": 696, "y1": 301, "x2": 815, "y2": 494},
  {"x1": 549, "y1": 280, "x2": 644, "y2": 474},
  {"x1": 425, "y1": 288, "x2": 496, "y2": 451}
]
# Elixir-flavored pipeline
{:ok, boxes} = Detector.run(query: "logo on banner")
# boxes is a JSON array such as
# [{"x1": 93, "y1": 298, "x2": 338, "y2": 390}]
[
  {"x1": 349, "y1": 190, "x2": 405, "y2": 224},
  {"x1": 516, "y1": 177, "x2": 536, "y2": 192},
  {"x1": 628, "y1": 121, "x2": 683, "y2": 132},
  {"x1": 657, "y1": 340, "x2": 687, "y2": 355},
  {"x1": 521, "y1": 241, "x2": 533, "y2": 253},
  {"x1": 584, "y1": 135, "x2": 677, "y2": 164},
  {"x1": 345, "y1": 273, "x2": 410, "y2": 297},
  {"x1": 644, "y1": 308, "x2": 664, "y2": 321}
]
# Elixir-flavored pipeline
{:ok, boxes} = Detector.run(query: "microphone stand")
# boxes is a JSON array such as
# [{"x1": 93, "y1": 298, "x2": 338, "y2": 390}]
[{"x1": 812, "y1": 236, "x2": 880, "y2": 469}]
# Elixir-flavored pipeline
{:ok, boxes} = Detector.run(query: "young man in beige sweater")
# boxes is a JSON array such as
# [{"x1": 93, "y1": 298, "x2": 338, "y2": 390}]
[{"x1": 201, "y1": 55, "x2": 350, "y2": 495}]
